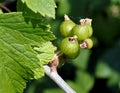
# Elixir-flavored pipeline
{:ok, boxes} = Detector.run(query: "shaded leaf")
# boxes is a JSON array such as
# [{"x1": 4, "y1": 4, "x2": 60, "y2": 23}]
[
  {"x1": 75, "y1": 70, "x2": 94, "y2": 92},
  {"x1": 73, "y1": 49, "x2": 91, "y2": 70},
  {"x1": 107, "y1": 70, "x2": 120, "y2": 87},
  {"x1": 44, "y1": 88, "x2": 63, "y2": 93},
  {"x1": 95, "y1": 61, "x2": 112, "y2": 78},
  {"x1": 67, "y1": 81, "x2": 87, "y2": 93},
  {"x1": 55, "y1": 0, "x2": 71, "y2": 16},
  {"x1": 95, "y1": 46, "x2": 120, "y2": 78},
  {"x1": 21, "y1": 0, "x2": 56, "y2": 18}
]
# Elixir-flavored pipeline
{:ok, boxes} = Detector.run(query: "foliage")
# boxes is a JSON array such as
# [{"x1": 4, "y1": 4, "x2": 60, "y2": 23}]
[
  {"x1": 0, "y1": 0, "x2": 56, "y2": 93},
  {"x1": 0, "y1": 0, "x2": 120, "y2": 93},
  {"x1": 37, "y1": 0, "x2": 120, "y2": 93},
  {"x1": 21, "y1": 0, "x2": 56, "y2": 18}
]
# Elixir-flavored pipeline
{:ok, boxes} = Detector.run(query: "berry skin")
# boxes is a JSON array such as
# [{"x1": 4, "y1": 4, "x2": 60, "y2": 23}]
[
  {"x1": 60, "y1": 15, "x2": 75, "y2": 37},
  {"x1": 84, "y1": 18, "x2": 93, "y2": 37},
  {"x1": 71, "y1": 24, "x2": 89, "y2": 41},
  {"x1": 60, "y1": 36, "x2": 79, "y2": 59},
  {"x1": 86, "y1": 24, "x2": 93, "y2": 37},
  {"x1": 85, "y1": 38, "x2": 93, "y2": 49},
  {"x1": 80, "y1": 38, "x2": 93, "y2": 49}
]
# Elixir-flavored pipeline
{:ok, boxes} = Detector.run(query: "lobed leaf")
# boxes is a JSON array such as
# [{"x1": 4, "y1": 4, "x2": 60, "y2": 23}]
[
  {"x1": 21, "y1": 0, "x2": 56, "y2": 18},
  {"x1": 0, "y1": 12, "x2": 56, "y2": 93}
]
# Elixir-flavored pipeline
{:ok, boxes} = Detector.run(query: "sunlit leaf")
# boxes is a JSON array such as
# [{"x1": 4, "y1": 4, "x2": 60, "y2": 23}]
[
  {"x1": 21, "y1": 0, "x2": 56, "y2": 18},
  {"x1": 0, "y1": 12, "x2": 55, "y2": 93}
]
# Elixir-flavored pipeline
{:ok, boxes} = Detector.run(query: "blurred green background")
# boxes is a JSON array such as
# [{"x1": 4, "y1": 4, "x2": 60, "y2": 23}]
[{"x1": 2, "y1": 0, "x2": 120, "y2": 93}]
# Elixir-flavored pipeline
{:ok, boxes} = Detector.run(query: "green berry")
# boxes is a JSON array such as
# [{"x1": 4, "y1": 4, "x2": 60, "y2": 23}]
[
  {"x1": 71, "y1": 24, "x2": 89, "y2": 41},
  {"x1": 85, "y1": 38, "x2": 93, "y2": 49},
  {"x1": 60, "y1": 14, "x2": 75, "y2": 37},
  {"x1": 80, "y1": 38, "x2": 93, "y2": 49},
  {"x1": 60, "y1": 36, "x2": 79, "y2": 59},
  {"x1": 85, "y1": 18, "x2": 93, "y2": 37},
  {"x1": 85, "y1": 24, "x2": 93, "y2": 37}
]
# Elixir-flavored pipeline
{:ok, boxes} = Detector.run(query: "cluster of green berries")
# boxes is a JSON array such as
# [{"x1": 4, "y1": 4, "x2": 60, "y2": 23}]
[{"x1": 59, "y1": 14, "x2": 93, "y2": 59}]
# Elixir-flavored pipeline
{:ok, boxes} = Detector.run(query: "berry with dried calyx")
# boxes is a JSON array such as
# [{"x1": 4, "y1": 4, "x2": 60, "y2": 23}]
[
  {"x1": 71, "y1": 19, "x2": 89, "y2": 41},
  {"x1": 84, "y1": 18, "x2": 93, "y2": 37},
  {"x1": 60, "y1": 14, "x2": 76, "y2": 37},
  {"x1": 80, "y1": 38, "x2": 93, "y2": 49},
  {"x1": 60, "y1": 36, "x2": 79, "y2": 59}
]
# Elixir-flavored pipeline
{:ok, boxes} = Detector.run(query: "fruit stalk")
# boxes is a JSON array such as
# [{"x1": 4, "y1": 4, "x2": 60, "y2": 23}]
[{"x1": 44, "y1": 65, "x2": 76, "y2": 93}]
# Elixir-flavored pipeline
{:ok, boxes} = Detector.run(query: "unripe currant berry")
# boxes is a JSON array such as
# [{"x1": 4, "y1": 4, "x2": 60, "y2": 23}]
[
  {"x1": 80, "y1": 38, "x2": 93, "y2": 49},
  {"x1": 84, "y1": 18, "x2": 93, "y2": 37},
  {"x1": 60, "y1": 36, "x2": 79, "y2": 59},
  {"x1": 71, "y1": 19, "x2": 89, "y2": 41},
  {"x1": 60, "y1": 14, "x2": 76, "y2": 37}
]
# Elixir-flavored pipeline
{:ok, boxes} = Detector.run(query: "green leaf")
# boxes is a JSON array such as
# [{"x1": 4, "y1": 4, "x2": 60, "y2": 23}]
[
  {"x1": 0, "y1": 12, "x2": 56, "y2": 93},
  {"x1": 0, "y1": 8, "x2": 3, "y2": 14},
  {"x1": 34, "y1": 42, "x2": 56, "y2": 65},
  {"x1": 95, "y1": 46, "x2": 120, "y2": 91},
  {"x1": 17, "y1": 0, "x2": 43, "y2": 19},
  {"x1": 95, "y1": 61, "x2": 112, "y2": 78},
  {"x1": 73, "y1": 49, "x2": 91, "y2": 70},
  {"x1": 44, "y1": 88, "x2": 63, "y2": 93},
  {"x1": 107, "y1": 70, "x2": 120, "y2": 87},
  {"x1": 111, "y1": 0, "x2": 120, "y2": 4},
  {"x1": 75, "y1": 70, "x2": 94, "y2": 92},
  {"x1": 55, "y1": 0, "x2": 71, "y2": 16},
  {"x1": 95, "y1": 46, "x2": 120, "y2": 79},
  {"x1": 21, "y1": 0, "x2": 56, "y2": 18},
  {"x1": 67, "y1": 81, "x2": 87, "y2": 93},
  {"x1": 0, "y1": 12, "x2": 55, "y2": 43}
]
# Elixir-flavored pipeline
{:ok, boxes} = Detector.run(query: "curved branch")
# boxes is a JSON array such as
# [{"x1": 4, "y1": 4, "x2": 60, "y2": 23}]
[
  {"x1": 44, "y1": 65, "x2": 76, "y2": 93},
  {"x1": 0, "y1": 3, "x2": 11, "y2": 12}
]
